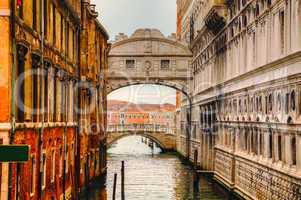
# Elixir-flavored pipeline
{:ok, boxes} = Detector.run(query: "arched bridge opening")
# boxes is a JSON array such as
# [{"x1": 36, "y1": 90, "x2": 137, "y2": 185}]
[{"x1": 107, "y1": 131, "x2": 176, "y2": 152}]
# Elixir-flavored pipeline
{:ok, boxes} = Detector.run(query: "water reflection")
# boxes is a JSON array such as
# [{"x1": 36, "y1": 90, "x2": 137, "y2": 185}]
[
  {"x1": 87, "y1": 136, "x2": 233, "y2": 200},
  {"x1": 108, "y1": 136, "x2": 162, "y2": 155}
]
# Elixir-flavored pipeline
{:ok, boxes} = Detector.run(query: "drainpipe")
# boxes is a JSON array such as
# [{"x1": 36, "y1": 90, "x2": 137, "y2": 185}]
[
  {"x1": 63, "y1": 77, "x2": 68, "y2": 200},
  {"x1": 62, "y1": 11, "x2": 70, "y2": 200},
  {"x1": 38, "y1": 0, "x2": 45, "y2": 198},
  {"x1": 75, "y1": 25, "x2": 81, "y2": 200},
  {"x1": 8, "y1": 0, "x2": 17, "y2": 199}
]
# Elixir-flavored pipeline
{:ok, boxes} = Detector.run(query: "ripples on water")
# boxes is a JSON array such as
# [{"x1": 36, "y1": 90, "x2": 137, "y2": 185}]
[{"x1": 87, "y1": 136, "x2": 232, "y2": 200}]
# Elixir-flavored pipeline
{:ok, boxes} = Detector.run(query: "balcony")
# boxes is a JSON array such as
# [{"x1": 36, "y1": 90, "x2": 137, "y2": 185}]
[{"x1": 203, "y1": 0, "x2": 227, "y2": 35}]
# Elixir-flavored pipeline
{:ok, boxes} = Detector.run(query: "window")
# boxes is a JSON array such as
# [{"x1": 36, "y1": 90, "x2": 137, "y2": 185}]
[
  {"x1": 268, "y1": 94, "x2": 273, "y2": 112},
  {"x1": 61, "y1": 80, "x2": 65, "y2": 122},
  {"x1": 279, "y1": 10, "x2": 285, "y2": 54},
  {"x1": 59, "y1": 147, "x2": 63, "y2": 177},
  {"x1": 65, "y1": 145, "x2": 69, "y2": 173},
  {"x1": 278, "y1": 135, "x2": 282, "y2": 161},
  {"x1": 32, "y1": 0, "x2": 37, "y2": 30},
  {"x1": 16, "y1": 45, "x2": 27, "y2": 122},
  {"x1": 32, "y1": 55, "x2": 39, "y2": 122},
  {"x1": 73, "y1": 30, "x2": 76, "y2": 61},
  {"x1": 53, "y1": 72, "x2": 57, "y2": 122},
  {"x1": 53, "y1": 4, "x2": 56, "y2": 45},
  {"x1": 61, "y1": 15, "x2": 64, "y2": 51},
  {"x1": 30, "y1": 156, "x2": 36, "y2": 194},
  {"x1": 41, "y1": 152, "x2": 46, "y2": 189},
  {"x1": 44, "y1": 67, "x2": 49, "y2": 122},
  {"x1": 255, "y1": 4, "x2": 260, "y2": 17},
  {"x1": 161, "y1": 60, "x2": 170, "y2": 70},
  {"x1": 259, "y1": 133, "x2": 264, "y2": 156},
  {"x1": 291, "y1": 136, "x2": 297, "y2": 165},
  {"x1": 268, "y1": 131, "x2": 273, "y2": 159},
  {"x1": 126, "y1": 60, "x2": 135, "y2": 69},
  {"x1": 43, "y1": 0, "x2": 48, "y2": 38},
  {"x1": 66, "y1": 23, "x2": 70, "y2": 57},
  {"x1": 252, "y1": 130, "x2": 258, "y2": 154},
  {"x1": 51, "y1": 149, "x2": 55, "y2": 183},
  {"x1": 291, "y1": 90, "x2": 296, "y2": 111},
  {"x1": 244, "y1": 130, "x2": 248, "y2": 151},
  {"x1": 285, "y1": 93, "x2": 289, "y2": 114},
  {"x1": 277, "y1": 94, "x2": 281, "y2": 112}
]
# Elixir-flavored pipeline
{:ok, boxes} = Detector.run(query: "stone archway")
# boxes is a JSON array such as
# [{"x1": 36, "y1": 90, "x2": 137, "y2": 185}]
[{"x1": 107, "y1": 131, "x2": 177, "y2": 151}]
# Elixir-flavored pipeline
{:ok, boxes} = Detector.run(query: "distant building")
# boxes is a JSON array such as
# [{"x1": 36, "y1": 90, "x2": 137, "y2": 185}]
[{"x1": 107, "y1": 100, "x2": 176, "y2": 134}]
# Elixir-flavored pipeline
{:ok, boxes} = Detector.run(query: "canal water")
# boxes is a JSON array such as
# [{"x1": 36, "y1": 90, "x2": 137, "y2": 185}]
[{"x1": 86, "y1": 136, "x2": 235, "y2": 200}]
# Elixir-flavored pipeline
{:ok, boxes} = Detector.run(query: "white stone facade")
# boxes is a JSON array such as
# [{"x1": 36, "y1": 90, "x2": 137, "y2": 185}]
[
  {"x1": 177, "y1": 0, "x2": 301, "y2": 199},
  {"x1": 108, "y1": 29, "x2": 192, "y2": 95}
]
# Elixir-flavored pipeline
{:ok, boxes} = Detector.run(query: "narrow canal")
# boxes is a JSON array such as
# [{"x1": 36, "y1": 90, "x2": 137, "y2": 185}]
[{"x1": 86, "y1": 136, "x2": 236, "y2": 200}]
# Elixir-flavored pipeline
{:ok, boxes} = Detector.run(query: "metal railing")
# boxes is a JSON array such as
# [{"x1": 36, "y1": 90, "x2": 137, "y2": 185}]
[{"x1": 107, "y1": 124, "x2": 175, "y2": 134}]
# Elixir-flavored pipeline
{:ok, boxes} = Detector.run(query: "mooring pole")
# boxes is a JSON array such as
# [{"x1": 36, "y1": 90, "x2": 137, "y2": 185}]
[
  {"x1": 121, "y1": 161, "x2": 125, "y2": 200},
  {"x1": 193, "y1": 149, "x2": 199, "y2": 198},
  {"x1": 112, "y1": 173, "x2": 117, "y2": 200}
]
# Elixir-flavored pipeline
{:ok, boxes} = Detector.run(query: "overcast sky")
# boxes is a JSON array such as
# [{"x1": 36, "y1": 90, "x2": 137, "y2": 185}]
[
  {"x1": 92, "y1": 0, "x2": 177, "y2": 105},
  {"x1": 108, "y1": 85, "x2": 176, "y2": 105},
  {"x1": 92, "y1": 0, "x2": 177, "y2": 39}
]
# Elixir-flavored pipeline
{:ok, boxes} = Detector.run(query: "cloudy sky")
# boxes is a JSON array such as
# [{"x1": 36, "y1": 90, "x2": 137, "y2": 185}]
[
  {"x1": 92, "y1": 0, "x2": 177, "y2": 39},
  {"x1": 92, "y1": 0, "x2": 177, "y2": 105},
  {"x1": 108, "y1": 85, "x2": 176, "y2": 105}
]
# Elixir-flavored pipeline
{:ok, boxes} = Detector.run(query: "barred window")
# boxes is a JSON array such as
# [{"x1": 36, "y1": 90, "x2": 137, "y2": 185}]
[
  {"x1": 126, "y1": 60, "x2": 135, "y2": 69},
  {"x1": 161, "y1": 60, "x2": 170, "y2": 70}
]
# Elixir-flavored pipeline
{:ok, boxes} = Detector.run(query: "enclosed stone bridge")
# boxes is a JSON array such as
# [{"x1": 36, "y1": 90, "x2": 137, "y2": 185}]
[
  {"x1": 107, "y1": 28, "x2": 192, "y2": 95},
  {"x1": 107, "y1": 124, "x2": 176, "y2": 151}
]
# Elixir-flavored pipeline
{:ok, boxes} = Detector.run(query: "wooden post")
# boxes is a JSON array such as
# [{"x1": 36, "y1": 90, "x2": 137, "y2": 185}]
[
  {"x1": 121, "y1": 161, "x2": 125, "y2": 200},
  {"x1": 112, "y1": 173, "x2": 117, "y2": 200},
  {"x1": 193, "y1": 149, "x2": 199, "y2": 197}
]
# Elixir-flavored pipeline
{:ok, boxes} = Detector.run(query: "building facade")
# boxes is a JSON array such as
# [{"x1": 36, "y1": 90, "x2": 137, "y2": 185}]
[
  {"x1": 0, "y1": 0, "x2": 109, "y2": 199},
  {"x1": 177, "y1": 0, "x2": 301, "y2": 199},
  {"x1": 107, "y1": 100, "x2": 176, "y2": 134}
]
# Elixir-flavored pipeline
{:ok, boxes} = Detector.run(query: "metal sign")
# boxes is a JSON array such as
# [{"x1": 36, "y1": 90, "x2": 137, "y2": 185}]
[{"x1": 0, "y1": 145, "x2": 29, "y2": 162}]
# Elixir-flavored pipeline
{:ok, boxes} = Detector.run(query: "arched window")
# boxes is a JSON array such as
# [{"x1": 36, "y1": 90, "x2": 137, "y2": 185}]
[
  {"x1": 291, "y1": 90, "x2": 296, "y2": 111},
  {"x1": 259, "y1": 96, "x2": 262, "y2": 112},
  {"x1": 268, "y1": 93, "x2": 273, "y2": 112},
  {"x1": 250, "y1": 97, "x2": 254, "y2": 112},
  {"x1": 255, "y1": 4, "x2": 260, "y2": 16},
  {"x1": 285, "y1": 93, "x2": 289, "y2": 114},
  {"x1": 243, "y1": 15, "x2": 247, "y2": 27},
  {"x1": 265, "y1": 95, "x2": 268, "y2": 114},
  {"x1": 208, "y1": 106, "x2": 212, "y2": 128},
  {"x1": 16, "y1": 44, "x2": 28, "y2": 122},
  {"x1": 277, "y1": 93, "x2": 281, "y2": 112}
]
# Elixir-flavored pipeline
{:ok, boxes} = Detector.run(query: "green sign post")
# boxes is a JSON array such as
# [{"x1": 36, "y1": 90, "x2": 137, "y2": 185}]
[{"x1": 0, "y1": 145, "x2": 29, "y2": 162}]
